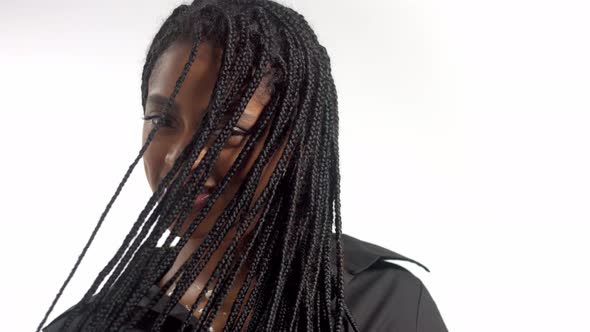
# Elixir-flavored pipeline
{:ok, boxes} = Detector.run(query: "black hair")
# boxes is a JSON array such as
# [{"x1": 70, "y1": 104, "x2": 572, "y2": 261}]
[{"x1": 37, "y1": 0, "x2": 354, "y2": 331}]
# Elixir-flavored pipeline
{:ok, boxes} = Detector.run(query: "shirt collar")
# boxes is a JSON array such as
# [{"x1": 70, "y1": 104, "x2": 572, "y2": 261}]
[{"x1": 329, "y1": 232, "x2": 430, "y2": 285}]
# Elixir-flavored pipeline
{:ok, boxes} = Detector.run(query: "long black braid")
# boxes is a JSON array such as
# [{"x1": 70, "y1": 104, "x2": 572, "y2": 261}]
[{"x1": 37, "y1": 0, "x2": 353, "y2": 331}]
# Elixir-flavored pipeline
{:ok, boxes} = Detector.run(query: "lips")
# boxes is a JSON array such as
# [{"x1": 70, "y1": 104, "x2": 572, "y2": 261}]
[
  {"x1": 157, "y1": 182, "x2": 215, "y2": 211},
  {"x1": 157, "y1": 167, "x2": 216, "y2": 209},
  {"x1": 192, "y1": 186, "x2": 214, "y2": 211}
]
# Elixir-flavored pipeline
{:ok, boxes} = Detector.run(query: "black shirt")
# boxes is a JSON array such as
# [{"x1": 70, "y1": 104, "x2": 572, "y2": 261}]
[
  {"x1": 43, "y1": 233, "x2": 447, "y2": 331},
  {"x1": 336, "y1": 234, "x2": 447, "y2": 332}
]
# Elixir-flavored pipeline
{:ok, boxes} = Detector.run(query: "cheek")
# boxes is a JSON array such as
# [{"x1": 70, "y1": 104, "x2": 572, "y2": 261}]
[
  {"x1": 211, "y1": 139, "x2": 265, "y2": 192},
  {"x1": 241, "y1": 136, "x2": 282, "y2": 200},
  {"x1": 239, "y1": 120, "x2": 283, "y2": 183},
  {"x1": 216, "y1": 145, "x2": 252, "y2": 182},
  {"x1": 260, "y1": 138, "x2": 288, "y2": 185}
]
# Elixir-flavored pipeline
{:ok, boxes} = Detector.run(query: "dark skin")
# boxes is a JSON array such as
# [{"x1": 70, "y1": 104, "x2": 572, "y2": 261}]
[{"x1": 141, "y1": 38, "x2": 287, "y2": 330}]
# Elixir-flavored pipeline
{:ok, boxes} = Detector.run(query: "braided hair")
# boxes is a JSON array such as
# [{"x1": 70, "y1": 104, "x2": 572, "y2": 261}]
[{"x1": 37, "y1": 0, "x2": 350, "y2": 330}]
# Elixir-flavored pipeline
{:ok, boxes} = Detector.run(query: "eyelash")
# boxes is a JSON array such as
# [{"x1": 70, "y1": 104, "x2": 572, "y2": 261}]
[
  {"x1": 142, "y1": 113, "x2": 250, "y2": 136},
  {"x1": 214, "y1": 125, "x2": 250, "y2": 137},
  {"x1": 142, "y1": 114, "x2": 173, "y2": 127}
]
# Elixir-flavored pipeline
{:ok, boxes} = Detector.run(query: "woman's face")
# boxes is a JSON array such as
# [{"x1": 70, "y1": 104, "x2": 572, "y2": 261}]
[{"x1": 142, "y1": 38, "x2": 282, "y2": 241}]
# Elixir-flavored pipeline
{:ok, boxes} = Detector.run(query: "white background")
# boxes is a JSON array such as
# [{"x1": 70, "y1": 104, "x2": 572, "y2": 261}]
[{"x1": 1, "y1": 0, "x2": 589, "y2": 331}]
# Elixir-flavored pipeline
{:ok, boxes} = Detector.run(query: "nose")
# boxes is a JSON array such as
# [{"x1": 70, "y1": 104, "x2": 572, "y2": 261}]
[{"x1": 164, "y1": 131, "x2": 209, "y2": 175}]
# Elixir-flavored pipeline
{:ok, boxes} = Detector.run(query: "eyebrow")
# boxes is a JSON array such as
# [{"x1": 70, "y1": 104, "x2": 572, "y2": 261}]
[{"x1": 146, "y1": 94, "x2": 180, "y2": 113}]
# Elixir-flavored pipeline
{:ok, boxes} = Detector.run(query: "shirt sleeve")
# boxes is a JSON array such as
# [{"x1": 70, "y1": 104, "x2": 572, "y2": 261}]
[{"x1": 416, "y1": 280, "x2": 448, "y2": 332}]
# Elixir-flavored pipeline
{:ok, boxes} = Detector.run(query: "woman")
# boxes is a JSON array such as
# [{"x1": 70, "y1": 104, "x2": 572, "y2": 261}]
[{"x1": 38, "y1": 0, "x2": 447, "y2": 331}]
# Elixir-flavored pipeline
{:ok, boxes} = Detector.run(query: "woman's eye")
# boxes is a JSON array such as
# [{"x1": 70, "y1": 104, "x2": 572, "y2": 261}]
[
  {"x1": 142, "y1": 114, "x2": 173, "y2": 127},
  {"x1": 230, "y1": 127, "x2": 249, "y2": 136},
  {"x1": 214, "y1": 126, "x2": 250, "y2": 137}
]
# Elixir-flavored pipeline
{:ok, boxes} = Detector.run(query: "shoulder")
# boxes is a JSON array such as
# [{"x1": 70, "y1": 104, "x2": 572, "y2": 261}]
[
  {"x1": 335, "y1": 233, "x2": 448, "y2": 332},
  {"x1": 339, "y1": 233, "x2": 430, "y2": 274}
]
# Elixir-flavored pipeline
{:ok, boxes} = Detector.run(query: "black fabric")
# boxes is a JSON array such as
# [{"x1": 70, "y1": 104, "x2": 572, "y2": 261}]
[
  {"x1": 333, "y1": 234, "x2": 447, "y2": 332},
  {"x1": 43, "y1": 233, "x2": 447, "y2": 331}
]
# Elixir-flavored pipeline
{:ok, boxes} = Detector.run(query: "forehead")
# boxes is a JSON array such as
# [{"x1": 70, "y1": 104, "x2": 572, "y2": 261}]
[
  {"x1": 147, "y1": 39, "x2": 272, "y2": 114},
  {"x1": 148, "y1": 39, "x2": 222, "y2": 109}
]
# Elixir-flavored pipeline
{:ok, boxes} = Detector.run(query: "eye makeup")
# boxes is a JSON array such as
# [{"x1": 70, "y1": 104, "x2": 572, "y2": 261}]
[{"x1": 142, "y1": 113, "x2": 174, "y2": 128}]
